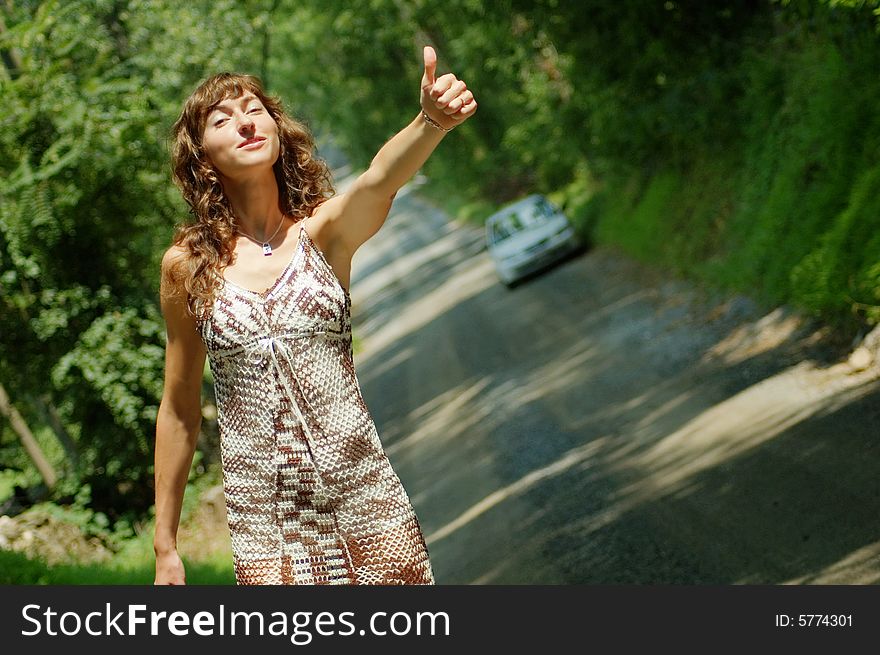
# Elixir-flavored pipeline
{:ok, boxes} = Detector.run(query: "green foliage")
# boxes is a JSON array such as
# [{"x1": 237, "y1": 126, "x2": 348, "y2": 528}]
[
  {"x1": 52, "y1": 305, "x2": 165, "y2": 457},
  {"x1": 3, "y1": 0, "x2": 880, "y2": 554},
  {"x1": 0, "y1": 0, "x2": 261, "y2": 517},
  {"x1": 702, "y1": 7, "x2": 880, "y2": 326},
  {"x1": 789, "y1": 165, "x2": 880, "y2": 323}
]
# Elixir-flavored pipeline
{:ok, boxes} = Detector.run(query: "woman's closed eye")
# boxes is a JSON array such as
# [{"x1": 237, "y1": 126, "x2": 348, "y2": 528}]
[{"x1": 212, "y1": 109, "x2": 260, "y2": 127}]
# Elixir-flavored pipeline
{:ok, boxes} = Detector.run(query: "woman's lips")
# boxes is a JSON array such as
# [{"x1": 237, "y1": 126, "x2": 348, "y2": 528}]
[{"x1": 238, "y1": 137, "x2": 266, "y2": 149}]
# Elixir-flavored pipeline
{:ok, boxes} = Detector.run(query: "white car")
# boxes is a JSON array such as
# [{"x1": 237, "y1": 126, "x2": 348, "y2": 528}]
[{"x1": 485, "y1": 194, "x2": 583, "y2": 287}]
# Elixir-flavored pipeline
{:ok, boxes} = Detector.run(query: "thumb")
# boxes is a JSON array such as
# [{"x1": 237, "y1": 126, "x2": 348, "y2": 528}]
[{"x1": 422, "y1": 45, "x2": 436, "y2": 87}]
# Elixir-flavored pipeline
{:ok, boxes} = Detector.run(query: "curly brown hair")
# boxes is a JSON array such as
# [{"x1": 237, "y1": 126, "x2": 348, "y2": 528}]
[{"x1": 164, "y1": 72, "x2": 334, "y2": 321}]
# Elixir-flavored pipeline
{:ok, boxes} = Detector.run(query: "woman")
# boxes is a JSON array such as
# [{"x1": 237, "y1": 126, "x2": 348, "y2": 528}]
[{"x1": 153, "y1": 46, "x2": 476, "y2": 585}]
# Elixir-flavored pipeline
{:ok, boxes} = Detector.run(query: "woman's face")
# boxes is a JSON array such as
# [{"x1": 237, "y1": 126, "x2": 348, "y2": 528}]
[{"x1": 201, "y1": 92, "x2": 280, "y2": 181}]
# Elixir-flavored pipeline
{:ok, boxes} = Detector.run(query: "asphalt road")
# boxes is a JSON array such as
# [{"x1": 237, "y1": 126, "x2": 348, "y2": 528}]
[{"x1": 349, "y1": 179, "x2": 880, "y2": 585}]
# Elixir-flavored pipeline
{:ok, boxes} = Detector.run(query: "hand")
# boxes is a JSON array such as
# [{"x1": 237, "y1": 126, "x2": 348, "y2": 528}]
[
  {"x1": 154, "y1": 548, "x2": 186, "y2": 585},
  {"x1": 420, "y1": 45, "x2": 477, "y2": 130}
]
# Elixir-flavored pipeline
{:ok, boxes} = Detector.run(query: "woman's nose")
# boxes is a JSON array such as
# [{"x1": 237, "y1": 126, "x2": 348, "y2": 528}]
[{"x1": 237, "y1": 115, "x2": 255, "y2": 131}]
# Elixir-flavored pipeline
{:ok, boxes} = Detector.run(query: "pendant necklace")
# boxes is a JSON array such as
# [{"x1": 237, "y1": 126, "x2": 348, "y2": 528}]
[{"x1": 235, "y1": 214, "x2": 286, "y2": 256}]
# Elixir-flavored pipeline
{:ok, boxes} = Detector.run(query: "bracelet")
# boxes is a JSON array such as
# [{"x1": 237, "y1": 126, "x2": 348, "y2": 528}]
[{"x1": 421, "y1": 109, "x2": 454, "y2": 133}]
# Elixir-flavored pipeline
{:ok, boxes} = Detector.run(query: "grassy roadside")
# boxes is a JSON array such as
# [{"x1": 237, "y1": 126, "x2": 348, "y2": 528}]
[
  {"x1": 0, "y1": 548, "x2": 234, "y2": 585},
  {"x1": 0, "y1": 463, "x2": 235, "y2": 585}
]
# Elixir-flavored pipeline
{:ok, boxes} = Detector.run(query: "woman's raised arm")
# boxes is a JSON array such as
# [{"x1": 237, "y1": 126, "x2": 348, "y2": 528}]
[{"x1": 321, "y1": 45, "x2": 477, "y2": 257}]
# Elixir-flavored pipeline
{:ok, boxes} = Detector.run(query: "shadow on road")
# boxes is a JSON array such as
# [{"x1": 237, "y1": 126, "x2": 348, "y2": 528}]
[{"x1": 351, "y1": 185, "x2": 880, "y2": 584}]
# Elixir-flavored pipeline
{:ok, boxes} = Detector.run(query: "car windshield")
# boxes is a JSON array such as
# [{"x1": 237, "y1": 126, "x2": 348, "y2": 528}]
[{"x1": 491, "y1": 198, "x2": 557, "y2": 242}]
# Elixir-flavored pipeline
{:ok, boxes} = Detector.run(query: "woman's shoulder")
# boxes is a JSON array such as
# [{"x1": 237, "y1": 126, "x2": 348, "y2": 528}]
[
  {"x1": 308, "y1": 195, "x2": 347, "y2": 243},
  {"x1": 162, "y1": 243, "x2": 190, "y2": 268},
  {"x1": 160, "y1": 243, "x2": 191, "y2": 302}
]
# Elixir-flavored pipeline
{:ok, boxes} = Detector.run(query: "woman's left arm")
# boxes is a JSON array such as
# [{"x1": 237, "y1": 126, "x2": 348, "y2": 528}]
[{"x1": 327, "y1": 45, "x2": 477, "y2": 256}]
